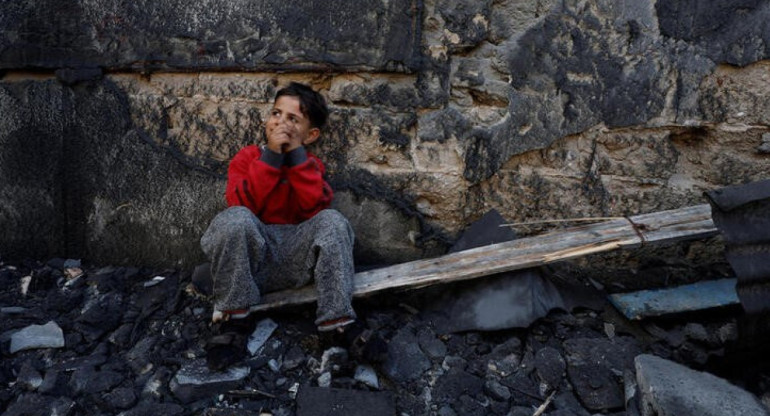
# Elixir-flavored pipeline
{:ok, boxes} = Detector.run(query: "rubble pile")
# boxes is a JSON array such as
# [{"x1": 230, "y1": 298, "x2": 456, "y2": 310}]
[{"x1": 1, "y1": 258, "x2": 769, "y2": 416}]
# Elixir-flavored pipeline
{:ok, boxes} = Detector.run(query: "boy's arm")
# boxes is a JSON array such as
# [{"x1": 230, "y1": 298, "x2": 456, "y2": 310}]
[
  {"x1": 286, "y1": 147, "x2": 334, "y2": 216},
  {"x1": 225, "y1": 146, "x2": 283, "y2": 212}
]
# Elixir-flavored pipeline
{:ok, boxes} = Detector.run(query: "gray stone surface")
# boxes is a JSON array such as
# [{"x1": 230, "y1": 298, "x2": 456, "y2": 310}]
[
  {"x1": 2, "y1": 0, "x2": 770, "y2": 269},
  {"x1": 69, "y1": 368, "x2": 124, "y2": 394},
  {"x1": 10, "y1": 321, "x2": 65, "y2": 353},
  {"x1": 417, "y1": 328, "x2": 448, "y2": 360},
  {"x1": 247, "y1": 318, "x2": 278, "y2": 356},
  {"x1": 433, "y1": 366, "x2": 484, "y2": 402},
  {"x1": 382, "y1": 328, "x2": 431, "y2": 383},
  {"x1": 635, "y1": 354, "x2": 770, "y2": 416},
  {"x1": 5, "y1": 394, "x2": 76, "y2": 416},
  {"x1": 117, "y1": 401, "x2": 185, "y2": 416},
  {"x1": 535, "y1": 346, "x2": 566, "y2": 391},
  {"x1": 296, "y1": 386, "x2": 394, "y2": 416},
  {"x1": 429, "y1": 270, "x2": 566, "y2": 333},
  {"x1": 0, "y1": 0, "x2": 420, "y2": 72},
  {"x1": 0, "y1": 81, "x2": 66, "y2": 260},
  {"x1": 656, "y1": 0, "x2": 770, "y2": 66},
  {"x1": 320, "y1": 346, "x2": 349, "y2": 375},
  {"x1": 16, "y1": 361, "x2": 43, "y2": 391},
  {"x1": 354, "y1": 364, "x2": 380, "y2": 389},
  {"x1": 169, "y1": 359, "x2": 250, "y2": 403},
  {"x1": 563, "y1": 337, "x2": 642, "y2": 411},
  {"x1": 484, "y1": 379, "x2": 511, "y2": 402}
]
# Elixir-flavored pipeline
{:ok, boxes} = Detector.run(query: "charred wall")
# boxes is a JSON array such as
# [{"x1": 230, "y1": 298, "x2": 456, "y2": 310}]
[{"x1": 1, "y1": 0, "x2": 769, "y2": 268}]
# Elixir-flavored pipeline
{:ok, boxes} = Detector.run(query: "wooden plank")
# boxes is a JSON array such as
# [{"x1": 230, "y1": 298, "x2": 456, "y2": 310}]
[
  {"x1": 608, "y1": 278, "x2": 739, "y2": 320},
  {"x1": 252, "y1": 204, "x2": 718, "y2": 312}
]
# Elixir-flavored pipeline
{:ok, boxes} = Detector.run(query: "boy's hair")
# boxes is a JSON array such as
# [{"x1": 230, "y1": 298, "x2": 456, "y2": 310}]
[{"x1": 275, "y1": 82, "x2": 329, "y2": 130}]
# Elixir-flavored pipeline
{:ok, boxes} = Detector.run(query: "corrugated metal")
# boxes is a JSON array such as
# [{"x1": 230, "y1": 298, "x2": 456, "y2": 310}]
[{"x1": 706, "y1": 179, "x2": 770, "y2": 314}]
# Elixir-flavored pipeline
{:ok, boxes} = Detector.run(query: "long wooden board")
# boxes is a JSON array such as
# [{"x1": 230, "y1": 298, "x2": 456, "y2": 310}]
[{"x1": 252, "y1": 204, "x2": 718, "y2": 311}]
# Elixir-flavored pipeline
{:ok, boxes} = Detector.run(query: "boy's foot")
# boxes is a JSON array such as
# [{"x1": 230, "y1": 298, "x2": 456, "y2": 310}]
[
  {"x1": 212, "y1": 306, "x2": 258, "y2": 323},
  {"x1": 317, "y1": 316, "x2": 355, "y2": 332}
]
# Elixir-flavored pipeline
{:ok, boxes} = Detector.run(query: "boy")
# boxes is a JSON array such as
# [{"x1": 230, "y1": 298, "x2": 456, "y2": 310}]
[{"x1": 201, "y1": 82, "x2": 356, "y2": 333}]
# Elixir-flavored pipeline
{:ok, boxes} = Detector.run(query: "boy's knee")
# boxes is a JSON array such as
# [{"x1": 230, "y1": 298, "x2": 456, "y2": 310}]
[
  {"x1": 314, "y1": 209, "x2": 354, "y2": 241},
  {"x1": 216, "y1": 206, "x2": 258, "y2": 229},
  {"x1": 205, "y1": 207, "x2": 262, "y2": 242},
  {"x1": 314, "y1": 209, "x2": 345, "y2": 223}
]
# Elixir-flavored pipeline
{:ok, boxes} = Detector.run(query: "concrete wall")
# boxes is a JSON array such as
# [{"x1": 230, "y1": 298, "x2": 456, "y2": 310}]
[{"x1": 1, "y1": 0, "x2": 769, "y2": 268}]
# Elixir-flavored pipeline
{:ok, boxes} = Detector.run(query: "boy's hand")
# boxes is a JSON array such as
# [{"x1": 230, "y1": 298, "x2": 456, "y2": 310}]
[{"x1": 266, "y1": 123, "x2": 303, "y2": 154}]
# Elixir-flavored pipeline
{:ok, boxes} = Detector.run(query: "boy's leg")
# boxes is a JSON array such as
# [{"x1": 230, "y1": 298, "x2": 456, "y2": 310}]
[
  {"x1": 266, "y1": 209, "x2": 356, "y2": 326},
  {"x1": 200, "y1": 206, "x2": 271, "y2": 313}
]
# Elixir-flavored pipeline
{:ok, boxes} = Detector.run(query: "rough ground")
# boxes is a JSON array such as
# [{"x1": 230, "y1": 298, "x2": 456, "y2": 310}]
[{"x1": 1, "y1": 257, "x2": 769, "y2": 416}]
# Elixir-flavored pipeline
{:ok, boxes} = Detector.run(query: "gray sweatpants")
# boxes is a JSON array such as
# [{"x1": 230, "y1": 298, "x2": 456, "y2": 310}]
[{"x1": 200, "y1": 206, "x2": 356, "y2": 325}]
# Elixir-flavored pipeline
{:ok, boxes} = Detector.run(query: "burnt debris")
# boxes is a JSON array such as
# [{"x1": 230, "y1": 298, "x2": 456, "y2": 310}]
[{"x1": 1, "y1": 256, "x2": 769, "y2": 416}]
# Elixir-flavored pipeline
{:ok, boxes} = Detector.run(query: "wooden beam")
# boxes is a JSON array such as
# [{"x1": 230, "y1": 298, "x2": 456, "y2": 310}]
[{"x1": 252, "y1": 204, "x2": 718, "y2": 312}]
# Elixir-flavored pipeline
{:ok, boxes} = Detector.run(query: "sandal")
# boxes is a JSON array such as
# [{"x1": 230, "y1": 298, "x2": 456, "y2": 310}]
[
  {"x1": 317, "y1": 316, "x2": 356, "y2": 332},
  {"x1": 212, "y1": 306, "x2": 259, "y2": 323}
]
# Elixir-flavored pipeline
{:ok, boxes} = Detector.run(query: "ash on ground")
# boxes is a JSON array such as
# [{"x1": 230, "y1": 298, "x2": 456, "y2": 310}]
[{"x1": 2, "y1": 258, "x2": 769, "y2": 416}]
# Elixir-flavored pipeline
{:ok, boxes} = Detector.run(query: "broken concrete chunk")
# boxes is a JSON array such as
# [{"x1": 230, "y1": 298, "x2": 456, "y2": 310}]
[
  {"x1": 382, "y1": 329, "x2": 431, "y2": 383},
  {"x1": 354, "y1": 364, "x2": 379, "y2": 389},
  {"x1": 63, "y1": 259, "x2": 81, "y2": 269},
  {"x1": 170, "y1": 359, "x2": 250, "y2": 403},
  {"x1": 432, "y1": 366, "x2": 484, "y2": 403},
  {"x1": 563, "y1": 337, "x2": 642, "y2": 412},
  {"x1": 5, "y1": 394, "x2": 76, "y2": 416},
  {"x1": 63, "y1": 259, "x2": 85, "y2": 286},
  {"x1": 283, "y1": 345, "x2": 306, "y2": 370},
  {"x1": 10, "y1": 321, "x2": 65, "y2": 353},
  {"x1": 534, "y1": 346, "x2": 566, "y2": 392},
  {"x1": 116, "y1": 401, "x2": 185, "y2": 416},
  {"x1": 635, "y1": 354, "x2": 770, "y2": 416},
  {"x1": 484, "y1": 380, "x2": 511, "y2": 402},
  {"x1": 104, "y1": 387, "x2": 137, "y2": 410},
  {"x1": 609, "y1": 278, "x2": 739, "y2": 320},
  {"x1": 1, "y1": 306, "x2": 27, "y2": 314},
  {"x1": 247, "y1": 318, "x2": 278, "y2": 356},
  {"x1": 143, "y1": 276, "x2": 166, "y2": 287},
  {"x1": 70, "y1": 368, "x2": 124, "y2": 394},
  {"x1": 417, "y1": 328, "x2": 448, "y2": 359},
  {"x1": 268, "y1": 358, "x2": 281, "y2": 373},
  {"x1": 20, "y1": 275, "x2": 31, "y2": 296},
  {"x1": 684, "y1": 322, "x2": 710, "y2": 343},
  {"x1": 142, "y1": 367, "x2": 173, "y2": 400},
  {"x1": 16, "y1": 361, "x2": 43, "y2": 391},
  {"x1": 296, "y1": 386, "x2": 394, "y2": 416},
  {"x1": 317, "y1": 371, "x2": 332, "y2": 388},
  {"x1": 320, "y1": 347, "x2": 349, "y2": 376}
]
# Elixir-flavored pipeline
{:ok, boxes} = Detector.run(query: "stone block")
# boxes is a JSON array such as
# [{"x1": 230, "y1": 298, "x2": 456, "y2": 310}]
[
  {"x1": 382, "y1": 328, "x2": 431, "y2": 383},
  {"x1": 169, "y1": 359, "x2": 250, "y2": 404},
  {"x1": 0, "y1": 0, "x2": 421, "y2": 72},
  {"x1": 563, "y1": 337, "x2": 642, "y2": 411},
  {"x1": 10, "y1": 321, "x2": 65, "y2": 354},
  {"x1": 0, "y1": 80, "x2": 66, "y2": 260},
  {"x1": 635, "y1": 354, "x2": 770, "y2": 416},
  {"x1": 296, "y1": 386, "x2": 394, "y2": 416}
]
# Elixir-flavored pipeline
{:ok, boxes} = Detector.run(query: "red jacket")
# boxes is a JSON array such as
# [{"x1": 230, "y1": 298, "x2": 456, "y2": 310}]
[{"x1": 225, "y1": 145, "x2": 333, "y2": 224}]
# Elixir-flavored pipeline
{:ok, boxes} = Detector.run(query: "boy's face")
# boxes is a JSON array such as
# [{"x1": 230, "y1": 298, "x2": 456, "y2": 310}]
[{"x1": 265, "y1": 95, "x2": 320, "y2": 153}]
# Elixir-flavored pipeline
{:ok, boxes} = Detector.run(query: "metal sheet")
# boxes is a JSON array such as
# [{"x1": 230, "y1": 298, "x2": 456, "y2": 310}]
[{"x1": 609, "y1": 278, "x2": 739, "y2": 320}]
